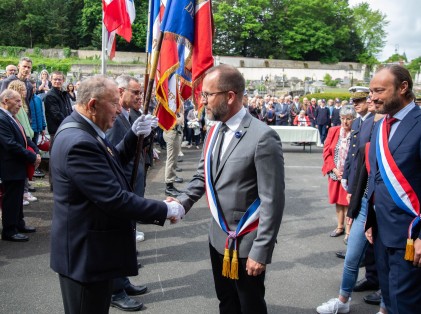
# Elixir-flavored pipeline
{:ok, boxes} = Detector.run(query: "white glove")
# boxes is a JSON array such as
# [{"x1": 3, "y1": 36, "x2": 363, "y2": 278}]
[
  {"x1": 341, "y1": 179, "x2": 348, "y2": 191},
  {"x1": 164, "y1": 200, "x2": 185, "y2": 224},
  {"x1": 132, "y1": 115, "x2": 152, "y2": 137},
  {"x1": 146, "y1": 114, "x2": 159, "y2": 129}
]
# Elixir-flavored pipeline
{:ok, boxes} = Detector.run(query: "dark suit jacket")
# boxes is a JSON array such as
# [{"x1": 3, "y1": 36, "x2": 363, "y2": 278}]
[
  {"x1": 179, "y1": 111, "x2": 285, "y2": 264},
  {"x1": 50, "y1": 111, "x2": 167, "y2": 283},
  {"x1": 0, "y1": 109, "x2": 37, "y2": 181},
  {"x1": 106, "y1": 113, "x2": 145, "y2": 197},
  {"x1": 366, "y1": 105, "x2": 421, "y2": 248},
  {"x1": 343, "y1": 114, "x2": 373, "y2": 191},
  {"x1": 275, "y1": 102, "x2": 289, "y2": 124},
  {"x1": 44, "y1": 87, "x2": 73, "y2": 134}
]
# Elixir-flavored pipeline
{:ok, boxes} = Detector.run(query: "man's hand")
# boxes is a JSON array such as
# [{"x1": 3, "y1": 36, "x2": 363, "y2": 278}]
[
  {"x1": 365, "y1": 227, "x2": 373, "y2": 244},
  {"x1": 164, "y1": 200, "x2": 185, "y2": 224},
  {"x1": 246, "y1": 257, "x2": 266, "y2": 276},
  {"x1": 132, "y1": 115, "x2": 152, "y2": 137},
  {"x1": 146, "y1": 114, "x2": 159, "y2": 129},
  {"x1": 413, "y1": 238, "x2": 421, "y2": 267}
]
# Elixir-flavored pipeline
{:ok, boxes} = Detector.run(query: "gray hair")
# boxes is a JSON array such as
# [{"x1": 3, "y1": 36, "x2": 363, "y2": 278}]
[
  {"x1": 18, "y1": 57, "x2": 32, "y2": 66},
  {"x1": 39, "y1": 69, "x2": 50, "y2": 79},
  {"x1": 0, "y1": 89, "x2": 20, "y2": 104},
  {"x1": 339, "y1": 105, "x2": 357, "y2": 118},
  {"x1": 115, "y1": 75, "x2": 138, "y2": 89},
  {"x1": 77, "y1": 75, "x2": 117, "y2": 106}
]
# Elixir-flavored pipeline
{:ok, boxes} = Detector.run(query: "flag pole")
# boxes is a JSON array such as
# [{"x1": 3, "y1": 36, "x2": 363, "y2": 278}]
[
  {"x1": 130, "y1": 31, "x2": 164, "y2": 189},
  {"x1": 101, "y1": 13, "x2": 107, "y2": 75}
]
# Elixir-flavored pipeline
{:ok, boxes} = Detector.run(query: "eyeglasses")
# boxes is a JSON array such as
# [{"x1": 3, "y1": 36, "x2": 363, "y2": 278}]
[
  {"x1": 201, "y1": 90, "x2": 237, "y2": 101},
  {"x1": 124, "y1": 88, "x2": 142, "y2": 96}
]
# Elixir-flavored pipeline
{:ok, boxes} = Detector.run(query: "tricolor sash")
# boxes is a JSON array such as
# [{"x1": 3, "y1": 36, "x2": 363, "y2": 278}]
[
  {"x1": 203, "y1": 123, "x2": 260, "y2": 279},
  {"x1": 376, "y1": 118, "x2": 420, "y2": 261}
]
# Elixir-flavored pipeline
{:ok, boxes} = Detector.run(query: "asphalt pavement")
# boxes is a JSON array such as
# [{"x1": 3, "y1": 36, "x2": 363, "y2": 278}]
[{"x1": 0, "y1": 142, "x2": 378, "y2": 313}]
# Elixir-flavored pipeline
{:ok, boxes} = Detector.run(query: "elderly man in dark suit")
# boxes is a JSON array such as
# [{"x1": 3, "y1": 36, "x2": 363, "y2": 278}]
[
  {"x1": 0, "y1": 90, "x2": 40, "y2": 242},
  {"x1": 365, "y1": 65, "x2": 421, "y2": 314},
  {"x1": 49, "y1": 76, "x2": 185, "y2": 314},
  {"x1": 176, "y1": 65, "x2": 285, "y2": 314}
]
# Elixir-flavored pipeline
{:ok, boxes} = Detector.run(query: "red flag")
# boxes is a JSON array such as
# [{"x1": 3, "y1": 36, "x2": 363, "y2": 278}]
[
  {"x1": 192, "y1": 0, "x2": 214, "y2": 115},
  {"x1": 103, "y1": 0, "x2": 134, "y2": 42}
]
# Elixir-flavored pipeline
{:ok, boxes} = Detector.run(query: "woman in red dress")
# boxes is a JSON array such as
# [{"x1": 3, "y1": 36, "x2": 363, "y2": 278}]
[{"x1": 322, "y1": 105, "x2": 356, "y2": 243}]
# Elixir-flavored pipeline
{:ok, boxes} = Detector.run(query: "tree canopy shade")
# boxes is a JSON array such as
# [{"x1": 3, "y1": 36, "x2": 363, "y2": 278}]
[{"x1": 0, "y1": 0, "x2": 409, "y2": 65}]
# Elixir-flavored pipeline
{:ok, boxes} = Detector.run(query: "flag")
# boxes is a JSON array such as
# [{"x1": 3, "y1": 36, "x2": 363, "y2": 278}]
[
  {"x1": 153, "y1": 0, "x2": 213, "y2": 130},
  {"x1": 155, "y1": 0, "x2": 195, "y2": 130},
  {"x1": 191, "y1": 0, "x2": 214, "y2": 115},
  {"x1": 103, "y1": 0, "x2": 135, "y2": 47},
  {"x1": 107, "y1": 31, "x2": 117, "y2": 60}
]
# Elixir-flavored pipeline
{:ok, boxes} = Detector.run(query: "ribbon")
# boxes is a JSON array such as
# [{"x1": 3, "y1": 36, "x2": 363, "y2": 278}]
[
  {"x1": 203, "y1": 123, "x2": 260, "y2": 279},
  {"x1": 376, "y1": 118, "x2": 420, "y2": 261}
]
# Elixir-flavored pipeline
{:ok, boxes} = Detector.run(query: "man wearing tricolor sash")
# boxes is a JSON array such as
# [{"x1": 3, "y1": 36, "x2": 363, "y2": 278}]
[
  {"x1": 365, "y1": 65, "x2": 421, "y2": 314},
  {"x1": 176, "y1": 65, "x2": 285, "y2": 314}
]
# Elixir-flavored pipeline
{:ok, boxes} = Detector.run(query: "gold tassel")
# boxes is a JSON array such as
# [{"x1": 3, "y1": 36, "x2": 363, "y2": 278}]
[
  {"x1": 222, "y1": 248, "x2": 231, "y2": 278},
  {"x1": 404, "y1": 238, "x2": 414, "y2": 261},
  {"x1": 230, "y1": 250, "x2": 239, "y2": 280}
]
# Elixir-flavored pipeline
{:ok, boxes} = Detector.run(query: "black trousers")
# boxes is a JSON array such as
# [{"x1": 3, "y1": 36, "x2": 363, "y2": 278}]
[
  {"x1": 59, "y1": 274, "x2": 113, "y2": 314},
  {"x1": 364, "y1": 243, "x2": 379, "y2": 285},
  {"x1": 209, "y1": 243, "x2": 267, "y2": 314},
  {"x1": 1, "y1": 179, "x2": 25, "y2": 237}
]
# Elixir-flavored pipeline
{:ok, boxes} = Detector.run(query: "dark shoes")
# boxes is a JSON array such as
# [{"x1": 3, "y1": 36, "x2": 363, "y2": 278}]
[
  {"x1": 165, "y1": 184, "x2": 182, "y2": 197},
  {"x1": 2, "y1": 233, "x2": 29, "y2": 242},
  {"x1": 175, "y1": 167, "x2": 182, "y2": 172},
  {"x1": 363, "y1": 289, "x2": 382, "y2": 305},
  {"x1": 330, "y1": 227, "x2": 344, "y2": 237},
  {"x1": 174, "y1": 176, "x2": 183, "y2": 183},
  {"x1": 125, "y1": 284, "x2": 148, "y2": 296},
  {"x1": 111, "y1": 295, "x2": 143, "y2": 311},
  {"x1": 335, "y1": 251, "x2": 346, "y2": 259},
  {"x1": 353, "y1": 278, "x2": 379, "y2": 292},
  {"x1": 18, "y1": 226, "x2": 36, "y2": 233}
]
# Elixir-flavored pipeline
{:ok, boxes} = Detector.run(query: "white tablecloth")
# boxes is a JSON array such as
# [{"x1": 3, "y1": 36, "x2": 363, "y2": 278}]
[{"x1": 270, "y1": 126, "x2": 321, "y2": 146}]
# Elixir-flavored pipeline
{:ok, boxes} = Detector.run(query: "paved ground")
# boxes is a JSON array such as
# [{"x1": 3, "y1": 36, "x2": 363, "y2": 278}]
[{"x1": 0, "y1": 142, "x2": 379, "y2": 313}]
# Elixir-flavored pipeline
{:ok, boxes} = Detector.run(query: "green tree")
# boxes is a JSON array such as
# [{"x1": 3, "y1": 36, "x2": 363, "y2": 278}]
[{"x1": 351, "y1": 2, "x2": 388, "y2": 65}]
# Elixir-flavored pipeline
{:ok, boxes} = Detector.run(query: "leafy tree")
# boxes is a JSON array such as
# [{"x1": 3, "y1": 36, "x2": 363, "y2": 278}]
[{"x1": 351, "y1": 2, "x2": 388, "y2": 66}]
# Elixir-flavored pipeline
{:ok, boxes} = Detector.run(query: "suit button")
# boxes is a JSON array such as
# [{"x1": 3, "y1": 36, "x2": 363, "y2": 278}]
[
  {"x1": 352, "y1": 154, "x2": 355, "y2": 156},
  {"x1": 154, "y1": 220, "x2": 159, "y2": 224},
  {"x1": 353, "y1": 135, "x2": 357, "y2": 138},
  {"x1": 353, "y1": 144, "x2": 356, "y2": 147}
]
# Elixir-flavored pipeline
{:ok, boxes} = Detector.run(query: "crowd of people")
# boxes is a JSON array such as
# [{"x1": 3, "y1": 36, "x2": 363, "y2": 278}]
[{"x1": 1, "y1": 58, "x2": 421, "y2": 314}]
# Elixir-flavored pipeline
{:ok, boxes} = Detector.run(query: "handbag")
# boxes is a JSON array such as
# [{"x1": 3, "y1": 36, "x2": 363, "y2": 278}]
[
  {"x1": 37, "y1": 134, "x2": 50, "y2": 151},
  {"x1": 26, "y1": 146, "x2": 35, "y2": 180}
]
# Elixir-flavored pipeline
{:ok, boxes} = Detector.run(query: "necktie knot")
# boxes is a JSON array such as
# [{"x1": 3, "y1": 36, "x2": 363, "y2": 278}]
[
  {"x1": 219, "y1": 123, "x2": 228, "y2": 134},
  {"x1": 385, "y1": 115, "x2": 398, "y2": 138}
]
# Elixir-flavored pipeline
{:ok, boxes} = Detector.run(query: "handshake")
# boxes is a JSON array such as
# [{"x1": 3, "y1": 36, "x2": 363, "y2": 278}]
[
  {"x1": 132, "y1": 114, "x2": 159, "y2": 137},
  {"x1": 164, "y1": 198, "x2": 185, "y2": 224}
]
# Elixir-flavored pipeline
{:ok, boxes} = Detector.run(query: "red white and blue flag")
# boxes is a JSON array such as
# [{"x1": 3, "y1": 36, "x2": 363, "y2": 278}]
[{"x1": 152, "y1": 0, "x2": 214, "y2": 130}]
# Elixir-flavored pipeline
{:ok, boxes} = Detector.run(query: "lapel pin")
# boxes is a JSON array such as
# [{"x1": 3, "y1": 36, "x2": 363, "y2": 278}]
[{"x1": 235, "y1": 131, "x2": 243, "y2": 139}]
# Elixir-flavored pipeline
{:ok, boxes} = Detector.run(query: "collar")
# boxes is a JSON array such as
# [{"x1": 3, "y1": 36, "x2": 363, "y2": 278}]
[
  {"x1": 0, "y1": 107, "x2": 13, "y2": 118},
  {"x1": 121, "y1": 107, "x2": 130, "y2": 121},
  {"x1": 76, "y1": 111, "x2": 106, "y2": 139},
  {"x1": 393, "y1": 101, "x2": 416, "y2": 121},
  {"x1": 361, "y1": 112, "x2": 371, "y2": 121},
  {"x1": 224, "y1": 107, "x2": 246, "y2": 132}
]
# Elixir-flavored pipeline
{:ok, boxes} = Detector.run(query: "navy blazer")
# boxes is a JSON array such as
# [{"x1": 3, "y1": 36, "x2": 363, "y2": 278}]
[
  {"x1": 50, "y1": 111, "x2": 167, "y2": 283},
  {"x1": 106, "y1": 113, "x2": 145, "y2": 197},
  {"x1": 274, "y1": 102, "x2": 289, "y2": 124},
  {"x1": 366, "y1": 106, "x2": 421, "y2": 248},
  {"x1": 343, "y1": 114, "x2": 373, "y2": 191},
  {"x1": 0, "y1": 109, "x2": 37, "y2": 180}
]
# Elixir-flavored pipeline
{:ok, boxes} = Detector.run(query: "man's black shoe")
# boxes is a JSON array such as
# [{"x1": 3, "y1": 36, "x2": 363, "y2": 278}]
[
  {"x1": 28, "y1": 186, "x2": 36, "y2": 192},
  {"x1": 125, "y1": 284, "x2": 148, "y2": 296},
  {"x1": 353, "y1": 278, "x2": 379, "y2": 292},
  {"x1": 174, "y1": 176, "x2": 183, "y2": 183},
  {"x1": 110, "y1": 296, "x2": 143, "y2": 311},
  {"x1": 2, "y1": 233, "x2": 29, "y2": 242},
  {"x1": 335, "y1": 251, "x2": 346, "y2": 259},
  {"x1": 165, "y1": 184, "x2": 181, "y2": 197},
  {"x1": 18, "y1": 226, "x2": 36, "y2": 233},
  {"x1": 363, "y1": 289, "x2": 381, "y2": 305},
  {"x1": 175, "y1": 167, "x2": 182, "y2": 172}
]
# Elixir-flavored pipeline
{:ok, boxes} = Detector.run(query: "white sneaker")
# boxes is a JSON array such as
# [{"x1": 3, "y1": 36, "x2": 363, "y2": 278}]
[
  {"x1": 23, "y1": 200, "x2": 30, "y2": 206},
  {"x1": 316, "y1": 298, "x2": 350, "y2": 314},
  {"x1": 136, "y1": 231, "x2": 145, "y2": 242},
  {"x1": 24, "y1": 192, "x2": 38, "y2": 202},
  {"x1": 178, "y1": 151, "x2": 184, "y2": 157}
]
